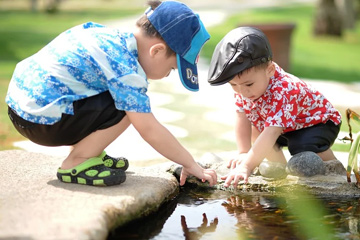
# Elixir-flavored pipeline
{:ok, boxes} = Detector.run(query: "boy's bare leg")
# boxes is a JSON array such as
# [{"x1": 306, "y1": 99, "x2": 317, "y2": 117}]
[
  {"x1": 61, "y1": 116, "x2": 131, "y2": 169},
  {"x1": 317, "y1": 148, "x2": 337, "y2": 161},
  {"x1": 265, "y1": 144, "x2": 287, "y2": 164},
  {"x1": 251, "y1": 126, "x2": 287, "y2": 165}
]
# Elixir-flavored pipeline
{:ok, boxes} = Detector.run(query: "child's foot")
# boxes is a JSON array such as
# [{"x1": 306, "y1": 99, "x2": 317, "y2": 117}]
[
  {"x1": 100, "y1": 151, "x2": 129, "y2": 171},
  {"x1": 57, "y1": 156, "x2": 126, "y2": 186}
]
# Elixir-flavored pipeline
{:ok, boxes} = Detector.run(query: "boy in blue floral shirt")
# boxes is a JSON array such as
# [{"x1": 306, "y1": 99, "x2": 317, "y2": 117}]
[{"x1": 6, "y1": 0, "x2": 217, "y2": 187}]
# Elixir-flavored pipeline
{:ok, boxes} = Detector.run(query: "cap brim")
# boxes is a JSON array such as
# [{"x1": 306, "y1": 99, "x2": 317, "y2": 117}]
[{"x1": 177, "y1": 54, "x2": 199, "y2": 92}]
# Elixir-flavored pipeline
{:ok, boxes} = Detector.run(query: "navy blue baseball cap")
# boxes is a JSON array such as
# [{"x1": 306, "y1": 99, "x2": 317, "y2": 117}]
[{"x1": 146, "y1": 1, "x2": 210, "y2": 92}]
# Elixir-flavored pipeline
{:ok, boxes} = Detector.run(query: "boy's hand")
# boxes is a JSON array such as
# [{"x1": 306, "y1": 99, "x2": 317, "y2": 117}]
[
  {"x1": 180, "y1": 164, "x2": 217, "y2": 187},
  {"x1": 227, "y1": 153, "x2": 247, "y2": 169},
  {"x1": 221, "y1": 163, "x2": 252, "y2": 188}
]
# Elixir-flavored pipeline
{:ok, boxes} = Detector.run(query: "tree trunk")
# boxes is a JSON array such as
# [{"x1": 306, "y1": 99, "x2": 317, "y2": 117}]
[
  {"x1": 30, "y1": 0, "x2": 38, "y2": 12},
  {"x1": 337, "y1": 0, "x2": 356, "y2": 29},
  {"x1": 314, "y1": 0, "x2": 343, "y2": 36},
  {"x1": 46, "y1": 0, "x2": 61, "y2": 13}
]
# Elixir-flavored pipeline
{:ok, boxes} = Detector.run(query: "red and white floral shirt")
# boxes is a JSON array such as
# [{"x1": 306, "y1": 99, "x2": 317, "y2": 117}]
[{"x1": 235, "y1": 63, "x2": 341, "y2": 133}]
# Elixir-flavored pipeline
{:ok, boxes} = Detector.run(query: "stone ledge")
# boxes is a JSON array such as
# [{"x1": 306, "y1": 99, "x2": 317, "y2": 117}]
[
  {"x1": 170, "y1": 152, "x2": 360, "y2": 197},
  {"x1": 0, "y1": 150, "x2": 179, "y2": 240}
]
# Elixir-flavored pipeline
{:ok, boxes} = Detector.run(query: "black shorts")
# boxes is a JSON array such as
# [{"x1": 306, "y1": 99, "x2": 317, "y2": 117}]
[
  {"x1": 8, "y1": 91, "x2": 126, "y2": 146},
  {"x1": 276, "y1": 121, "x2": 341, "y2": 155}
]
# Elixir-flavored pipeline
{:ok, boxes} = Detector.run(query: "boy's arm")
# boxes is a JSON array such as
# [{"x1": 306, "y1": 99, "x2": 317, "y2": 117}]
[
  {"x1": 228, "y1": 111, "x2": 252, "y2": 169},
  {"x1": 126, "y1": 111, "x2": 217, "y2": 186},
  {"x1": 235, "y1": 111, "x2": 252, "y2": 152},
  {"x1": 223, "y1": 126, "x2": 283, "y2": 187}
]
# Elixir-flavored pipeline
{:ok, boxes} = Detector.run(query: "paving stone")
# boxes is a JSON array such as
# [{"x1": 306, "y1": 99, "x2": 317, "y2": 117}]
[{"x1": 0, "y1": 150, "x2": 178, "y2": 240}]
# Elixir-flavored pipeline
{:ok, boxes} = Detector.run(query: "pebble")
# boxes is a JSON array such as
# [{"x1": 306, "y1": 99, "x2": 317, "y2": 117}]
[{"x1": 258, "y1": 160, "x2": 287, "y2": 179}]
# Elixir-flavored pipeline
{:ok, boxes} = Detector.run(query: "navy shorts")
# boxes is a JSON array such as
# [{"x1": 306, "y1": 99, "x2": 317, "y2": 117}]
[
  {"x1": 8, "y1": 91, "x2": 126, "y2": 146},
  {"x1": 276, "y1": 121, "x2": 341, "y2": 155}
]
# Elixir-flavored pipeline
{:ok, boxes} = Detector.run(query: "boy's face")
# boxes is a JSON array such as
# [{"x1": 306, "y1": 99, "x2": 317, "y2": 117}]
[
  {"x1": 139, "y1": 42, "x2": 178, "y2": 80},
  {"x1": 147, "y1": 53, "x2": 177, "y2": 80},
  {"x1": 229, "y1": 62, "x2": 275, "y2": 101}
]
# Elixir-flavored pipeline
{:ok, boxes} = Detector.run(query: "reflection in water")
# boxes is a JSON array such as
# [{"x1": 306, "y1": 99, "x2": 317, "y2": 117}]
[
  {"x1": 221, "y1": 195, "x2": 302, "y2": 239},
  {"x1": 108, "y1": 188, "x2": 360, "y2": 240},
  {"x1": 181, "y1": 213, "x2": 218, "y2": 240},
  {"x1": 324, "y1": 197, "x2": 360, "y2": 240},
  {"x1": 108, "y1": 195, "x2": 178, "y2": 239}
]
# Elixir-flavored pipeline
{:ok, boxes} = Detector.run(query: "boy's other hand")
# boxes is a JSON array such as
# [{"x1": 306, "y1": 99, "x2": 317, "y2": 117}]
[
  {"x1": 227, "y1": 153, "x2": 247, "y2": 169},
  {"x1": 221, "y1": 163, "x2": 251, "y2": 188},
  {"x1": 180, "y1": 164, "x2": 217, "y2": 187}
]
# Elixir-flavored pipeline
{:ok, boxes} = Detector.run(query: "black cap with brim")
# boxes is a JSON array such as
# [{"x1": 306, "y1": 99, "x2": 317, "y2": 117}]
[{"x1": 207, "y1": 27, "x2": 272, "y2": 86}]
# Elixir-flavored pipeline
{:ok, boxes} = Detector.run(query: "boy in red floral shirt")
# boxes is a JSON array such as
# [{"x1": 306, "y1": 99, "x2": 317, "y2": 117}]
[{"x1": 208, "y1": 27, "x2": 341, "y2": 187}]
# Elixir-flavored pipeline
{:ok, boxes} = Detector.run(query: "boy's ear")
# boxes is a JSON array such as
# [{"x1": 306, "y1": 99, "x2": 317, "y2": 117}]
[
  {"x1": 267, "y1": 61, "x2": 276, "y2": 77},
  {"x1": 149, "y1": 43, "x2": 167, "y2": 57}
]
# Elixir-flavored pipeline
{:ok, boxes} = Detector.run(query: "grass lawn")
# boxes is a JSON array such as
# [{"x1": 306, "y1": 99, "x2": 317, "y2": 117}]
[{"x1": 0, "y1": 3, "x2": 359, "y2": 155}]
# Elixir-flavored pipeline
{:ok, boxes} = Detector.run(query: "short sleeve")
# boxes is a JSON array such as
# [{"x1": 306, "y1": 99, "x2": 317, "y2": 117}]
[
  {"x1": 235, "y1": 93, "x2": 245, "y2": 113},
  {"x1": 95, "y1": 32, "x2": 151, "y2": 112}
]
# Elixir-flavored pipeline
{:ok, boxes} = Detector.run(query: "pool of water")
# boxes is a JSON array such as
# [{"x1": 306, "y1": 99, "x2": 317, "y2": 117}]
[{"x1": 108, "y1": 187, "x2": 360, "y2": 240}]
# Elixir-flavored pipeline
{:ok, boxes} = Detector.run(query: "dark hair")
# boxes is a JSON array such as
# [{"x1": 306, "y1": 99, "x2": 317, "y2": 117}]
[
  {"x1": 237, "y1": 61, "x2": 272, "y2": 77},
  {"x1": 136, "y1": 0, "x2": 175, "y2": 57}
]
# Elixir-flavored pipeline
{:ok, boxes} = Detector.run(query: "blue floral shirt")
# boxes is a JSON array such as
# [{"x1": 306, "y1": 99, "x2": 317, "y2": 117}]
[{"x1": 6, "y1": 22, "x2": 150, "y2": 125}]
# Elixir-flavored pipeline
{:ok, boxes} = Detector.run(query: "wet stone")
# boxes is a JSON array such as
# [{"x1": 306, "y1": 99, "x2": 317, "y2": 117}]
[
  {"x1": 167, "y1": 152, "x2": 360, "y2": 196},
  {"x1": 258, "y1": 160, "x2": 287, "y2": 179},
  {"x1": 324, "y1": 159, "x2": 347, "y2": 176},
  {"x1": 286, "y1": 151, "x2": 326, "y2": 177}
]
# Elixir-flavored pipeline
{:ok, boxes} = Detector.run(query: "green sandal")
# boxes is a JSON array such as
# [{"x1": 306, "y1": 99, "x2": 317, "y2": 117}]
[
  {"x1": 57, "y1": 156, "x2": 126, "y2": 186},
  {"x1": 100, "y1": 151, "x2": 129, "y2": 171}
]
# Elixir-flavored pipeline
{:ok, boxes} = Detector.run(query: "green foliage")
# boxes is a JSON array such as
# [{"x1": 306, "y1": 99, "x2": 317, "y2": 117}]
[
  {"x1": 284, "y1": 187, "x2": 336, "y2": 240},
  {"x1": 0, "y1": 9, "x2": 142, "y2": 75},
  {"x1": 348, "y1": 132, "x2": 360, "y2": 176},
  {"x1": 346, "y1": 109, "x2": 360, "y2": 185},
  {"x1": 202, "y1": 6, "x2": 360, "y2": 83}
]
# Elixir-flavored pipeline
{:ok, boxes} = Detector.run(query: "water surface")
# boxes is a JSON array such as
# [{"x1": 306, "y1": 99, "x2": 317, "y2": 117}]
[{"x1": 108, "y1": 187, "x2": 360, "y2": 240}]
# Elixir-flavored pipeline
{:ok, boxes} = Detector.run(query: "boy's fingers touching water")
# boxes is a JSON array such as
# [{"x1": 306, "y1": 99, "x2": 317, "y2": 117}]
[
  {"x1": 221, "y1": 165, "x2": 251, "y2": 188},
  {"x1": 180, "y1": 165, "x2": 217, "y2": 186},
  {"x1": 227, "y1": 159, "x2": 238, "y2": 169},
  {"x1": 227, "y1": 153, "x2": 247, "y2": 169}
]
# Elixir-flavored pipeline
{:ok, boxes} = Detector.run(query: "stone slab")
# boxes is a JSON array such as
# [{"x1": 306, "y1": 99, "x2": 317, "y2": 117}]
[
  {"x1": 0, "y1": 150, "x2": 179, "y2": 240},
  {"x1": 172, "y1": 152, "x2": 360, "y2": 197}
]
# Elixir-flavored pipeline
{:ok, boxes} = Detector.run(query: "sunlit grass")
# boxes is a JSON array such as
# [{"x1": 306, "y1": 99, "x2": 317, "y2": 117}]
[
  {"x1": 0, "y1": 9, "x2": 142, "y2": 65},
  {"x1": 148, "y1": 81, "x2": 237, "y2": 157}
]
